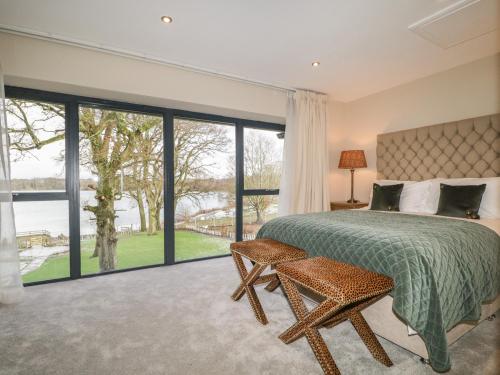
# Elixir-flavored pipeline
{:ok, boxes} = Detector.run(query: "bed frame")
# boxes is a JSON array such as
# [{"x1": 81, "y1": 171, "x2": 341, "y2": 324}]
[
  {"x1": 367, "y1": 113, "x2": 500, "y2": 361},
  {"x1": 363, "y1": 296, "x2": 499, "y2": 361}
]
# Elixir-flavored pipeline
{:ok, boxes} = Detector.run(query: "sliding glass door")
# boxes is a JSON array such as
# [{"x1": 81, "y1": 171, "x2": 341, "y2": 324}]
[
  {"x1": 173, "y1": 118, "x2": 235, "y2": 261},
  {"x1": 5, "y1": 86, "x2": 285, "y2": 285},
  {"x1": 79, "y1": 106, "x2": 164, "y2": 275}
]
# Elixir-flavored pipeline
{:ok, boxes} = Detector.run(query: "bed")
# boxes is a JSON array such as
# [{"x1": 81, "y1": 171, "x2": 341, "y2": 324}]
[{"x1": 257, "y1": 113, "x2": 500, "y2": 372}]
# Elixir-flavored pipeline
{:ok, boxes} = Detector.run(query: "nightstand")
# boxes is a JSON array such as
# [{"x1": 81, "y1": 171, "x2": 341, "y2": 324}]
[{"x1": 330, "y1": 201, "x2": 369, "y2": 211}]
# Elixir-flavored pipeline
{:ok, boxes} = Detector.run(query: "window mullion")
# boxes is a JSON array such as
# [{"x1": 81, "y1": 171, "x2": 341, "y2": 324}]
[
  {"x1": 236, "y1": 122, "x2": 244, "y2": 242},
  {"x1": 68, "y1": 101, "x2": 81, "y2": 279},
  {"x1": 164, "y1": 110, "x2": 175, "y2": 265}
]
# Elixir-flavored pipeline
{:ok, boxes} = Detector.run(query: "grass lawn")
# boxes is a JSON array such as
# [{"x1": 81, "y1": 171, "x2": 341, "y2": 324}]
[{"x1": 22, "y1": 230, "x2": 230, "y2": 283}]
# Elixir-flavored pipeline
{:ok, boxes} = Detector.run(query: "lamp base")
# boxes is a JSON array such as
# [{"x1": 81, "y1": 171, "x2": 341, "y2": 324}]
[{"x1": 346, "y1": 199, "x2": 359, "y2": 204}]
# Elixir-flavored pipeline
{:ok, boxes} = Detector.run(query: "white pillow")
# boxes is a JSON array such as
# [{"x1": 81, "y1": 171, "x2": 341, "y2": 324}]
[
  {"x1": 428, "y1": 177, "x2": 500, "y2": 219},
  {"x1": 368, "y1": 180, "x2": 434, "y2": 213},
  {"x1": 401, "y1": 180, "x2": 436, "y2": 213}
]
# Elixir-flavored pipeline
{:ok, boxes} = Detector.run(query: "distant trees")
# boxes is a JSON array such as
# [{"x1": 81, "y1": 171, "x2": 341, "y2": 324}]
[
  {"x1": 173, "y1": 119, "x2": 231, "y2": 213},
  {"x1": 123, "y1": 114, "x2": 163, "y2": 235},
  {"x1": 124, "y1": 118, "x2": 232, "y2": 234}
]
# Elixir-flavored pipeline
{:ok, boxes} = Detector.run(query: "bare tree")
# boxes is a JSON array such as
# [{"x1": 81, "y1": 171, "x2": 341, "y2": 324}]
[
  {"x1": 142, "y1": 134, "x2": 164, "y2": 235},
  {"x1": 6, "y1": 100, "x2": 65, "y2": 157},
  {"x1": 173, "y1": 119, "x2": 231, "y2": 213},
  {"x1": 127, "y1": 119, "x2": 232, "y2": 234},
  {"x1": 244, "y1": 133, "x2": 281, "y2": 224},
  {"x1": 79, "y1": 108, "x2": 159, "y2": 271},
  {"x1": 8, "y1": 101, "x2": 161, "y2": 270},
  {"x1": 125, "y1": 160, "x2": 148, "y2": 232},
  {"x1": 123, "y1": 114, "x2": 163, "y2": 235}
]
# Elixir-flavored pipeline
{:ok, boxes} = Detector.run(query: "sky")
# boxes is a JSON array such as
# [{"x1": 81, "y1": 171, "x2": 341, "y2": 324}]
[{"x1": 7, "y1": 101, "x2": 283, "y2": 183}]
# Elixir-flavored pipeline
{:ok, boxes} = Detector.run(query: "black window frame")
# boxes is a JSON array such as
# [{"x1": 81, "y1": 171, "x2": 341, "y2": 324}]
[{"x1": 6, "y1": 86, "x2": 285, "y2": 286}]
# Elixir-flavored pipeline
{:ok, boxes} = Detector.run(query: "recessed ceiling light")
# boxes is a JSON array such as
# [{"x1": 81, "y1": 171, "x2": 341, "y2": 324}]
[
  {"x1": 312, "y1": 61, "x2": 320, "y2": 67},
  {"x1": 161, "y1": 16, "x2": 173, "y2": 24}
]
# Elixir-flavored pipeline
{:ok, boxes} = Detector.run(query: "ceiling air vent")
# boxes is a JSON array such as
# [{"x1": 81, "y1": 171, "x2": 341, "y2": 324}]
[{"x1": 408, "y1": 0, "x2": 499, "y2": 49}]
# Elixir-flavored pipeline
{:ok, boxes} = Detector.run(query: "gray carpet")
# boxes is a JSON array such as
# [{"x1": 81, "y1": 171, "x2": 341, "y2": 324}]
[{"x1": 0, "y1": 257, "x2": 498, "y2": 375}]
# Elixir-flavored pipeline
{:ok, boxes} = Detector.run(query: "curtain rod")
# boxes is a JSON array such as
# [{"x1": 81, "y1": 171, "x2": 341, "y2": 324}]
[{"x1": 0, "y1": 25, "x2": 297, "y2": 94}]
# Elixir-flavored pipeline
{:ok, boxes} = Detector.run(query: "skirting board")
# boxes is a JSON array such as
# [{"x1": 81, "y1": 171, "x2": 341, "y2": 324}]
[{"x1": 361, "y1": 295, "x2": 500, "y2": 359}]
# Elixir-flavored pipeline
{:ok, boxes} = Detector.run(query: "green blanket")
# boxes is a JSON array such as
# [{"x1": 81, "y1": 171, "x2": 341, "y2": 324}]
[{"x1": 256, "y1": 210, "x2": 500, "y2": 372}]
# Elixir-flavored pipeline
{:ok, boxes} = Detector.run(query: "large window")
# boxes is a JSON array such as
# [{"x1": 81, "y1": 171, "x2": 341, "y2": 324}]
[{"x1": 5, "y1": 87, "x2": 284, "y2": 285}]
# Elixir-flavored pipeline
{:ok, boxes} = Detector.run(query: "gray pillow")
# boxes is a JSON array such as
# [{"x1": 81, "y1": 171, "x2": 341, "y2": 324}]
[
  {"x1": 369, "y1": 183, "x2": 404, "y2": 212},
  {"x1": 436, "y1": 183, "x2": 486, "y2": 218}
]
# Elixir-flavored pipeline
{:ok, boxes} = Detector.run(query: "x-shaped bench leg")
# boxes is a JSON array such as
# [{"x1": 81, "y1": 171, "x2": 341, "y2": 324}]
[
  {"x1": 231, "y1": 251, "x2": 269, "y2": 325},
  {"x1": 278, "y1": 275, "x2": 341, "y2": 375},
  {"x1": 278, "y1": 274, "x2": 393, "y2": 374},
  {"x1": 349, "y1": 310, "x2": 393, "y2": 366},
  {"x1": 322, "y1": 297, "x2": 392, "y2": 367},
  {"x1": 264, "y1": 277, "x2": 281, "y2": 292}
]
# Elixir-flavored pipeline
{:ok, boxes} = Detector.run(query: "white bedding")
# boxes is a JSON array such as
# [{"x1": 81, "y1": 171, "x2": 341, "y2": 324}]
[{"x1": 358, "y1": 207, "x2": 500, "y2": 235}]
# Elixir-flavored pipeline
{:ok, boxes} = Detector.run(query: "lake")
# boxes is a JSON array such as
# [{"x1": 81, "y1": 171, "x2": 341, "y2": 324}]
[{"x1": 13, "y1": 191, "x2": 231, "y2": 237}]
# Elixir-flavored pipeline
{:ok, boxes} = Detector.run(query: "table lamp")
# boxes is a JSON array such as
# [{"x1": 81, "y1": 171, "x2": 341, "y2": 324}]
[{"x1": 338, "y1": 150, "x2": 367, "y2": 203}]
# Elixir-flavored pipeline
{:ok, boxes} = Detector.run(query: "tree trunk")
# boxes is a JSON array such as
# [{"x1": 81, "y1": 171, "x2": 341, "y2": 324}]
[
  {"x1": 147, "y1": 204, "x2": 157, "y2": 235},
  {"x1": 91, "y1": 238, "x2": 100, "y2": 258},
  {"x1": 155, "y1": 200, "x2": 162, "y2": 231},
  {"x1": 255, "y1": 206, "x2": 264, "y2": 224},
  {"x1": 95, "y1": 204, "x2": 118, "y2": 272},
  {"x1": 136, "y1": 191, "x2": 147, "y2": 232},
  {"x1": 145, "y1": 188, "x2": 157, "y2": 235},
  {"x1": 88, "y1": 178, "x2": 118, "y2": 271}
]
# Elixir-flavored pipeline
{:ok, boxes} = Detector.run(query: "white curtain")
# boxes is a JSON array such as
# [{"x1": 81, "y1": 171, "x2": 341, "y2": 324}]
[
  {"x1": 278, "y1": 90, "x2": 330, "y2": 216},
  {"x1": 0, "y1": 64, "x2": 24, "y2": 304}
]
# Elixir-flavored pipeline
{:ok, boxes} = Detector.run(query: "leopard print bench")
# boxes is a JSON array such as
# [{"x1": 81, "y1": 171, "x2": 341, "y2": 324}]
[
  {"x1": 230, "y1": 239, "x2": 307, "y2": 325},
  {"x1": 276, "y1": 256, "x2": 394, "y2": 375}
]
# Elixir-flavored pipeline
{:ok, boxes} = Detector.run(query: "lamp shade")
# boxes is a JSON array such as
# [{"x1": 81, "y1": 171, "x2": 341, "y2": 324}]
[{"x1": 338, "y1": 150, "x2": 367, "y2": 169}]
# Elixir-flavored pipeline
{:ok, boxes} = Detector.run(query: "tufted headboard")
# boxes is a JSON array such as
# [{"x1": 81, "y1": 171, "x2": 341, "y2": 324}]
[{"x1": 377, "y1": 114, "x2": 500, "y2": 180}]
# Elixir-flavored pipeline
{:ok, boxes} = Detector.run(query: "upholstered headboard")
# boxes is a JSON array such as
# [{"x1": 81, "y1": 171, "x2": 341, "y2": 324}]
[{"x1": 377, "y1": 114, "x2": 500, "y2": 180}]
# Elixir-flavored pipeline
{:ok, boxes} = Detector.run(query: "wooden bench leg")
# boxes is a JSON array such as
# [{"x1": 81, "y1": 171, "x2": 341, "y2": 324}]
[
  {"x1": 278, "y1": 275, "x2": 341, "y2": 375},
  {"x1": 278, "y1": 276, "x2": 339, "y2": 344},
  {"x1": 322, "y1": 296, "x2": 381, "y2": 329},
  {"x1": 349, "y1": 311, "x2": 393, "y2": 367},
  {"x1": 255, "y1": 273, "x2": 277, "y2": 286},
  {"x1": 231, "y1": 251, "x2": 269, "y2": 325},
  {"x1": 264, "y1": 277, "x2": 281, "y2": 292},
  {"x1": 304, "y1": 327, "x2": 341, "y2": 375}
]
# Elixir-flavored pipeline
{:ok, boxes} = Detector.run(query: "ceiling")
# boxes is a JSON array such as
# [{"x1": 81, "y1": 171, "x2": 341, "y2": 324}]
[{"x1": 0, "y1": 0, "x2": 498, "y2": 102}]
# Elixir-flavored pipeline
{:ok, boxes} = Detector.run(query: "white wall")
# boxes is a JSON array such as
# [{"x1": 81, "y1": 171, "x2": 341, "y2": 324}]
[
  {"x1": 328, "y1": 53, "x2": 500, "y2": 202},
  {"x1": 0, "y1": 32, "x2": 287, "y2": 123}
]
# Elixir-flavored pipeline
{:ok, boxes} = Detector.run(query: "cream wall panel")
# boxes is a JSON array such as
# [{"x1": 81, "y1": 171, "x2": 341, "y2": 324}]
[
  {"x1": 328, "y1": 54, "x2": 500, "y2": 202},
  {"x1": 0, "y1": 32, "x2": 287, "y2": 123}
]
